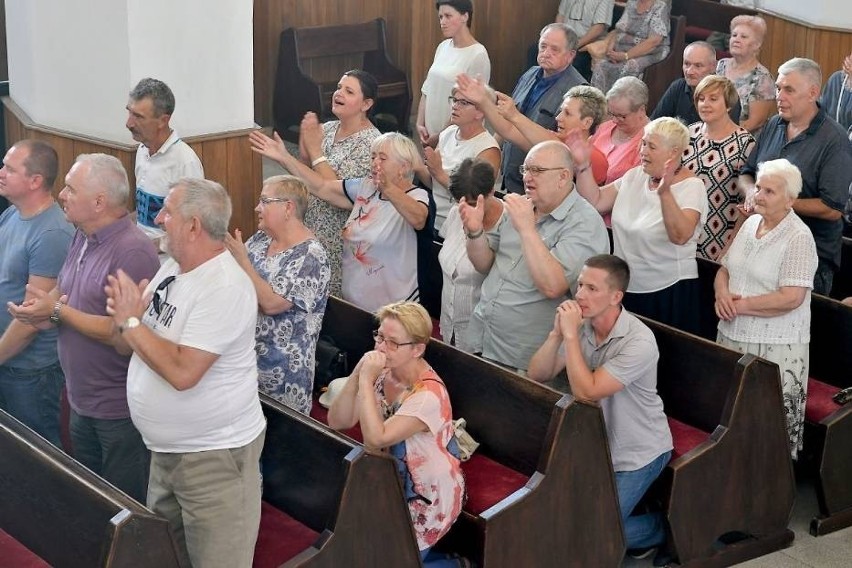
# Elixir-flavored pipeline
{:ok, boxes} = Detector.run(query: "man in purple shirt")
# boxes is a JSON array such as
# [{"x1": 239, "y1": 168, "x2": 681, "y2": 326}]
[{"x1": 10, "y1": 153, "x2": 159, "y2": 501}]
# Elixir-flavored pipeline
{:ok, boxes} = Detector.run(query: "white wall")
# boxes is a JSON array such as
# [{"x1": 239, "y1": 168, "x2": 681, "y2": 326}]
[
  {"x1": 761, "y1": 0, "x2": 852, "y2": 30},
  {"x1": 5, "y1": 0, "x2": 254, "y2": 143}
]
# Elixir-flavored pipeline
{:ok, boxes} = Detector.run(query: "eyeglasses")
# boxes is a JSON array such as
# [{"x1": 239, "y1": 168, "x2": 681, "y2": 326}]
[
  {"x1": 448, "y1": 96, "x2": 475, "y2": 108},
  {"x1": 152, "y1": 275, "x2": 176, "y2": 316},
  {"x1": 372, "y1": 331, "x2": 417, "y2": 351},
  {"x1": 607, "y1": 109, "x2": 632, "y2": 121},
  {"x1": 519, "y1": 165, "x2": 565, "y2": 177},
  {"x1": 258, "y1": 196, "x2": 291, "y2": 207}
]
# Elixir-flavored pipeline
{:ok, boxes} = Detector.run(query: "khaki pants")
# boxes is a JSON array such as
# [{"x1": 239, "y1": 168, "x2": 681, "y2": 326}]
[{"x1": 148, "y1": 429, "x2": 266, "y2": 568}]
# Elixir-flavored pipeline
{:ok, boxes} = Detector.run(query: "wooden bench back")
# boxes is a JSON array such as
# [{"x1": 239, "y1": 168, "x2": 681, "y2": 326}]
[
  {"x1": 672, "y1": 0, "x2": 758, "y2": 34},
  {"x1": 810, "y1": 294, "x2": 852, "y2": 389},
  {"x1": 0, "y1": 410, "x2": 180, "y2": 568},
  {"x1": 293, "y1": 20, "x2": 386, "y2": 60}
]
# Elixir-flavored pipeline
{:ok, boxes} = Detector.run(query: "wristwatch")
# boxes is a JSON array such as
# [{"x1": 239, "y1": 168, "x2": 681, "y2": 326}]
[
  {"x1": 49, "y1": 301, "x2": 63, "y2": 325},
  {"x1": 119, "y1": 316, "x2": 141, "y2": 334}
]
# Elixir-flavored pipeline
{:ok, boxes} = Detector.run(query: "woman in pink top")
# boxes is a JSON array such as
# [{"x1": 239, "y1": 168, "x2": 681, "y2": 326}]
[
  {"x1": 328, "y1": 302, "x2": 467, "y2": 567},
  {"x1": 591, "y1": 76, "x2": 650, "y2": 184}
]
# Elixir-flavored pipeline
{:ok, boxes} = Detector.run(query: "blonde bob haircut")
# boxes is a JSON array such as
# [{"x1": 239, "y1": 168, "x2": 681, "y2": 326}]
[
  {"x1": 263, "y1": 174, "x2": 309, "y2": 221},
  {"x1": 376, "y1": 301, "x2": 433, "y2": 346},
  {"x1": 693, "y1": 75, "x2": 740, "y2": 110},
  {"x1": 730, "y1": 15, "x2": 767, "y2": 45},
  {"x1": 644, "y1": 117, "x2": 690, "y2": 153},
  {"x1": 371, "y1": 132, "x2": 423, "y2": 182},
  {"x1": 756, "y1": 158, "x2": 803, "y2": 200}
]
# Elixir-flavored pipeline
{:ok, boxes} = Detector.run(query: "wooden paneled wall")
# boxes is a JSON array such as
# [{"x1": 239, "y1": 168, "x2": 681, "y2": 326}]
[
  {"x1": 761, "y1": 12, "x2": 852, "y2": 78},
  {"x1": 252, "y1": 0, "x2": 556, "y2": 127},
  {"x1": 3, "y1": 98, "x2": 263, "y2": 235}
]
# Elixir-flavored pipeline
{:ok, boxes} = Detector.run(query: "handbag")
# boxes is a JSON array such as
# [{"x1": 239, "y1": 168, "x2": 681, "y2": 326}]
[
  {"x1": 833, "y1": 386, "x2": 852, "y2": 406},
  {"x1": 313, "y1": 335, "x2": 348, "y2": 395}
]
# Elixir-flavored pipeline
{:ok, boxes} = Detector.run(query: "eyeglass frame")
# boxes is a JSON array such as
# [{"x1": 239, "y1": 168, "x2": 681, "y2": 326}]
[
  {"x1": 152, "y1": 275, "x2": 177, "y2": 316},
  {"x1": 372, "y1": 330, "x2": 417, "y2": 351},
  {"x1": 519, "y1": 165, "x2": 566, "y2": 177},
  {"x1": 258, "y1": 196, "x2": 291, "y2": 207},
  {"x1": 448, "y1": 96, "x2": 475, "y2": 108}
]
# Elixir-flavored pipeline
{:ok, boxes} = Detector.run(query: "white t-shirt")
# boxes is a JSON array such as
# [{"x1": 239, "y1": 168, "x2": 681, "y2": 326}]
[
  {"x1": 421, "y1": 39, "x2": 491, "y2": 137},
  {"x1": 433, "y1": 125, "x2": 499, "y2": 230},
  {"x1": 127, "y1": 252, "x2": 265, "y2": 453},
  {"x1": 611, "y1": 167, "x2": 708, "y2": 293},
  {"x1": 341, "y1": 178, "x2": 429, "y2": 313}
]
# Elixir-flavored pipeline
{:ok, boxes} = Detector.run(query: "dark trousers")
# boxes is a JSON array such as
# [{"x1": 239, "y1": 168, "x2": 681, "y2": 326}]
[
  {"x1": 813, "y1": 258, "x2": 835, "y2": 297},
  {"x1": 0, "y1": 362, "x2": 64, "y2": 448}
]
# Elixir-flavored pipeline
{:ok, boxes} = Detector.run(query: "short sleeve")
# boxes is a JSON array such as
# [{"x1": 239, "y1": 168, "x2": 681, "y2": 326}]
[
  {"x1": 180, "y1": 281, "x2": 257, "y2": 356},
  {"x1": 593, "y1": 0, "x2": 614, "y2": 25},
  {"x1": 270, "y1": 243, "x2": 329, "y2": 313},
  {"x1": 754, "y1": 67, "x2": 776, "y2": 101},
  {"x1": 407, "y1": 186, "x2": 430, "y2": 206},
  {"x1": 395, "y1": 388, "x2": 444, "y2": 434},
  {"x1": 649, "y1": 2, "x2": 671, "y2": 37},
  {"x1": 601, "y1": 332, "x2": 659, "y2": 387},
  {"x1": 468, "y1": 47, "x2": 491, "y2": 85},
  {"x1": 778, "y1": 230, "x2": 818, "y2": 289},
  {"x1": 115, "y1": 242, "x2": 161, "y2": 284},
  {"x1": 676, "y1": 178, "x2": 709, "y2": 219},
  {"x1": 29, "y1": 228, "x2": 72, "y2": 278}
]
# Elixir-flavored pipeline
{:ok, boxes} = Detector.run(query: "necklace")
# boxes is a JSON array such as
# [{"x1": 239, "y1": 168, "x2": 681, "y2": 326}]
[{"x1": 650, "y1": 165, "x2": 682, "y2": 186}]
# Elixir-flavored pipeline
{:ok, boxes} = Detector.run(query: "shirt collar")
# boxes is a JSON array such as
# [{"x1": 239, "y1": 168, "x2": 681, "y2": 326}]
[
  {"x1": 545, "y1": 188, "x2": 580, "y2": 222},
  {"x1": 775, "y1": 103, "x2": 827, "y2": 137},
  {"x1": 86, "y1": 213, "x2": 134, "y2": 244},
  {"x1": 145, "y1": 130, "x2": 182, "y2": 157},
  {"x1": 583, "y1": 306, "x2": 630, "y2": 349}
]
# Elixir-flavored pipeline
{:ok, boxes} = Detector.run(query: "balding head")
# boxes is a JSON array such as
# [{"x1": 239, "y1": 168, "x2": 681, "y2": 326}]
[{"x1": 683, "y1": 42, "x2": 717, "y2": 87}]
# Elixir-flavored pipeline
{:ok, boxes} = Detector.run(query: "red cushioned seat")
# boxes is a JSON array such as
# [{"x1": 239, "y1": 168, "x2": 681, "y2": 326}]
[
  {"x1": 311, "y1": 399, "x2": 364, "y2": 441},
  {"x1": 460, "y1": 453, "x2": 529, "y2": 515},
  {"x1": 667, "y1": 417, "x2": 710, "y2": 461},
  {"x1": 806, "y1": 377, "x2": 842, "y2": 424},
  {"x1": 253, "y1": 501, "x2": 320, "y2": 568},
  {"x1": 0, "y1": 528, "x2": 50, "y2": 568},
  {"x1": 432, "y1": 317, "x2": 443, "y2": 341},
  {"x1": 685, "y1": 25, "x2": 713, "y2": 41}
]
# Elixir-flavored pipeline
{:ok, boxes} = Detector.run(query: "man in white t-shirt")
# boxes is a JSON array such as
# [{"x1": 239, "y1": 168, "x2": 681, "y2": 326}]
[
  {"x1": 126, "y1": 78, "x2": 203, "y2": 240},
  {"x1": 106, "y1": 178, "x2": 265, "y2": 568}
]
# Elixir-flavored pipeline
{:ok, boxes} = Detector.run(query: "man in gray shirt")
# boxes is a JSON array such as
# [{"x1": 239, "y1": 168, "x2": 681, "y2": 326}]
[
  {"x1": 529, "y1": 254, "x2": 672, "y2": 558},
  {"x1": 460, "y1": 141, "x2": 608, "y2": 371}
]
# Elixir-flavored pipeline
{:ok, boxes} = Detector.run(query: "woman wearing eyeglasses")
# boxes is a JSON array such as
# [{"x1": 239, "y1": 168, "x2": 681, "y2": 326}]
[
  {"x1": 569, "y1": 117, "x2": 707, "y2": 335},
  {"x1": 327, "y1": 301, "x2": 467, "y2": 567},
  {"x1": 589, "y1": 76, "x2": 650, "y2": 185},
  {"x1": 249, "y1": 130, "x2": 428, "y2": 314},
  {"x1": 224, "y1": 175, "x2": 330, "y2": 414}
]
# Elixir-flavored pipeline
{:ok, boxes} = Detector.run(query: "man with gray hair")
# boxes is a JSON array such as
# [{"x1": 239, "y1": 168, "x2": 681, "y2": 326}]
[
  {"x1": 501, "y1": 23, "x2": 588, "y2": 194},
  {"x1": 9, "y1": 154, "x2": 160, "y2": 501},
  {"x1": 740, "y1": 57, "x2": 852, "y2": 295},
  {"x1": 126, "y1": 78, "x2": 203, "y2": 241},
  {"x1": 105, "y1": 179, "x2": 265, "y2": 567},
  {"x1": 651, "y1": 41, "x2": 741, "y2": 125}
]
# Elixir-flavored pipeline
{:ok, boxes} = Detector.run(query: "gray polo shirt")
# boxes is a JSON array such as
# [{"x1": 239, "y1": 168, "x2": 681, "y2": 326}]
[
  {"x1": 577, "y1": 308, "x2": 672, "y2": 472},
  {"x1": 467, "y1": 189, "x2": 609, "y2": 370}
]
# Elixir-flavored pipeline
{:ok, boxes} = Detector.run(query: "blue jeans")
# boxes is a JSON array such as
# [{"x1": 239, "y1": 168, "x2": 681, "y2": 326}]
[
  {"x1": 420, "y1": 548, "x2": 461, "y2": 568},
  {"x1": 616, "y1": 451, "x2": 671, "y2": 550},
  {"x1": 813, "y1": 258, "x2": 835, "y2": 297},
  {"x1": 0, "y1": 362, "x2": 65, "y2": 448}
]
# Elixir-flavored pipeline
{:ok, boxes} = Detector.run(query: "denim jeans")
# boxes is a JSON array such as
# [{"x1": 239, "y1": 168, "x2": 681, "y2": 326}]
[
  {"x1": 420, "y1": 547, "x2": 461, "y2": 568},
  {"x1": 616, "y1": 451, "x2": 671, "y2": 550},
  {"x1": 0, "y1": 362, "x2": 65, "y2": 448}
]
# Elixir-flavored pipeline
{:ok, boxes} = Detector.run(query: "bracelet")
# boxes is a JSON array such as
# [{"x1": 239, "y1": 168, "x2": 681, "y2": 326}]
[
  {"x1": 49, "y1": 301, "x2": 62, "y2": 326},
  {"x1": 466, "y1": 228, "x2": 484, "y2": 239},
  {"x1": 311, "y1": 156, "x2": 328, "y2": 168},
  {"x1": 624, "y1": 52, "x2": 629, "y2": 62}
]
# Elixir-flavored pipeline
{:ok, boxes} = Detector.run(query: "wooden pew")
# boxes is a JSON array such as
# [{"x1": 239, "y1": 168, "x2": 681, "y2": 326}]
[
  {"x1": 255, "y1": 394, "x2": 421, "y2": 567},
  {"x1": 829, "y1": 236, "x2": 852, "y2": 300},
  {"x1": 644, "y1": 15, "x2": 688, "y2": 111},
  {"x1": 672, "y1": 0, "x2": 758, "y2": 55},
  {"x1": 645, "y1": 317, "x2": 795, "y2": 566},
  {"x1": 315, "y1": 296, "x2": 626, "y2": 567},
  {"x1": 0, "y1": 409, "x2": 181, "y2": 568},
  {"x1": 698, "y1": 256, "x2": 852, "y2": 536},
  {"x1": 272, "y1": 18, "x2": 411, "y2": 142}
]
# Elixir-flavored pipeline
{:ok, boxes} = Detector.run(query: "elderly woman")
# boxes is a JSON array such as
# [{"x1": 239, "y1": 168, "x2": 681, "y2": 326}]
[
  {"x1": 714, "y1": 159, "x2": 817, "y2": 458},
  {"x1": 328, "y1": 301, "x2": 466, "y2": 567},
  {"x1": 417, "y1": 0, "x2": 491, "y2": 148},
  {"x1": 590, "y1": 76, "x2": 650, "y2": 184},
  {"x1": 297, "y1": 70, "x2": 381, "y2": 297},
  {"x1": 683, "y1": 75, "x2": 755, "y2": 261},
  {"x1": 438, "y1": 158, "x2": 501, "y2": 352},
  {"x1": 716, "y1": 15, "x2": 775, "y2": 134},
  {"x1": 249, "y1": 130, "x2": 428, "y2": 313},
  {"x1": 590, "y1": 0, "x2": 670, "y2": 93},
  {"x1": 570, "y1": 117, "x2": 707, "y2": 334},
  {"x1": 420, "y1": 85, "x2": 500, "y2": 231},
  {"x1": 225, "y1": 175, "x2": 330, "y2": 414},
  {"x1": 455, "y1": 74, "x2": 609, "y2": 184}
]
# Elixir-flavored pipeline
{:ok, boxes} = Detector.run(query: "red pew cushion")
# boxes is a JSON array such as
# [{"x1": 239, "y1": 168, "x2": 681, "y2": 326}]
[
  {"x1": 253, "y1": 501, "x2": 320, "y2": 568},
  {"x1": 685, "y1": 25, "x2": 713, "y2": 41},
  {"x1": 461, "y1": 453, "x2": 529, "y2": 515},
  {"x1": 806, "y1": 377, "x2": 842, "y2": 424},
  {"x1": 667, "y1": 417, "x2": 710, "y2": 461},
  {"x1": 0, "y1": 528, "x2": 50, "y2": 567}
]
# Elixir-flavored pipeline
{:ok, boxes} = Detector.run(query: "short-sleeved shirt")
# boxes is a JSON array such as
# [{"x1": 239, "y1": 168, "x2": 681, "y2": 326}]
[
  {"x1": 58, "y1": 215, "x2": 159, "y2": 419},
  {"x1": 716, "y1": 59, "x2": 775, "y2": 127},
  {"x1": 421, "y1": 39, "x2": 491, "y2": 137},
  {"x1": 0, "y1": 203, "x2": 73, "y2": 369},
  {"x1": 246, "y1": 232, "x2": 330, "y2": 414},
  {"x1": 575, "y1": 308, "x2": 672, "y2": 472},
  {"x1": 127, "y1": 252, "x2": 266, "y2": 453},
  {"x1": 135, "y1": 130, "x2": 204, "y2": 236},
  {"x1": 612, "y1": 167, "x2": 707, "y2": 292},
  {"x1": 740, "y1": 107, "x2": 852, "y2": 269},
  {"x1": 467, "y1": 190, "x2": 609, "y2": 370},
  {"x1": 719, "y1": 212, "x2": 817, "y2": 344},
  {"x1": 590, "y1": 119, "x2": 644, "y2": 184},
  {"x1": 557, "y1": 0, "x2": 614, "y2": 40},
  {"x1": 341, "y1": 178, "x2": 429, "y2": 313}
]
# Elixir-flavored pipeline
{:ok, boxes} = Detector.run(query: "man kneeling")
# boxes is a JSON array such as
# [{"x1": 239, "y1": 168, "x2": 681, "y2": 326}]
[{"x1": 528, "y1": 254, "x2": 671, "y2": 562}]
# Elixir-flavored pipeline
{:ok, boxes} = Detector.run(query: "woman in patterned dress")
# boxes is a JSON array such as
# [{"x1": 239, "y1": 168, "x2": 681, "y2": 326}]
[
  {"x1": 716, "y1": 15, "x2": 775, "y2": 135},
  {"x1": 714, "y1": 159, "x2": 817, "y2": 459},
  {"x1": 295, "y1": 70, "x2": 381, "y2": 297},
  {"x1": 225, "y1": 175, "x2": 330, "y2": 414},
  {"x1": 591, "y1": 0, "x2": 670, "y2": 93},
  {"x1": 683, "y1": 75, "x2": 754, "y2": 261},
  {"x1": 328, "y1": 301, "x2": 466, "y2": 567}
]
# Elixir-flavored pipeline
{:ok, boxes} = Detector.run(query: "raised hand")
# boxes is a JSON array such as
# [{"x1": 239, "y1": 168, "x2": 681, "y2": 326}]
[
  {"x1": 503, "y1": 193, "x2": 536, "y2": 235},
  {"x1": 224, "y1": 229, "x2": 251, "y2": 270},
  {"x1": 563, "y1": 128, "x2": 592, "y2": 168},
  {"x1": 249, "y1": 130, "x2": 291, "y2": 164},
  {"x1": 495, "y1": 92, "x2": 521, "y2": 122},
  {"x1": 458, "y1": 194, "x2": 486, "y2": 234},
  {"x1": 455, "y1": 73, "x2": 489, "y2": 105},
  {"x1": 423, "y1": 147, "x2": 444, "y2": 177},
  {"x1": 656, "y1": 158, "x2": 680, "y2": 194},
  {"x1": 299, "y1": 112, "x2": 324, "y2": 159}
]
